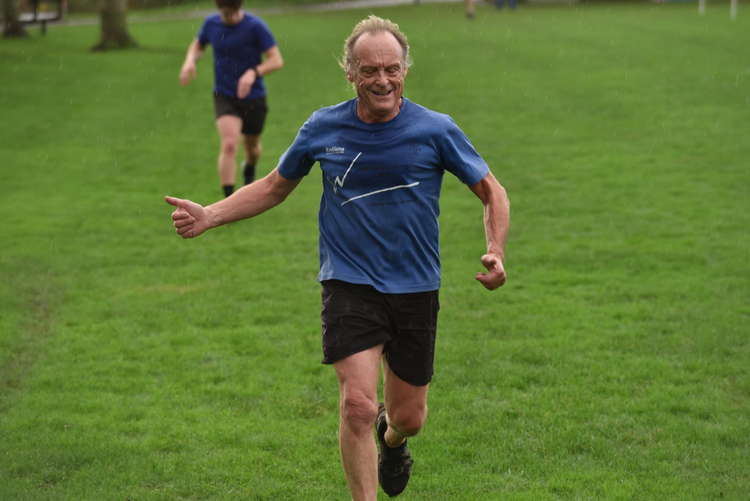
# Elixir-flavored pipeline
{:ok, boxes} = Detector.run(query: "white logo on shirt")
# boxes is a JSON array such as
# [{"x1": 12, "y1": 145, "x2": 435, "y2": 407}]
[
  {"x1": 326, "y1": 146, "x2": 345, "y2": 154},
  {"x1": 327, "y1": 152, "x2": 420, "y2": 206}
]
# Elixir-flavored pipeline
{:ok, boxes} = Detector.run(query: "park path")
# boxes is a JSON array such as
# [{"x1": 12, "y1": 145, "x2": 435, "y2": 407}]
[{"x1": 57, "y1": 0, "x2": 462, "y2": 26}]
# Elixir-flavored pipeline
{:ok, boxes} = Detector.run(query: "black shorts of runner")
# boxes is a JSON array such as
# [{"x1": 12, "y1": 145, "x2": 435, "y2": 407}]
[
  {"x1": 320, "y1": 279, "x2": 440, "y2": 387},
  {"x1": 213, "y1": 92, "x2": 268, "y2": 135}
]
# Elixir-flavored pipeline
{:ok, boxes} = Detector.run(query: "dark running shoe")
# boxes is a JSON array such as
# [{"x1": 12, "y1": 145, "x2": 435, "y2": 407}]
[{"x1": 376, "y1": 403, "x2": 414, "y2": 497}]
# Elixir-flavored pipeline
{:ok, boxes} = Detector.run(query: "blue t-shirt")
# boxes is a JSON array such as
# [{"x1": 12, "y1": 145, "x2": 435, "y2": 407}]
[
  {"x1": 197, "y1": 13, "x2": 276, "y2": 100},
  {"x1": 277, "y1": 98, "x2": 489, "y2": 294}
]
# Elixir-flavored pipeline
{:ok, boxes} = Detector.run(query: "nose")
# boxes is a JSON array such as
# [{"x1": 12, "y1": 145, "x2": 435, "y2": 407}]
[{"x1": 374, "y1": 68, "x2": 389, "y2": 84}]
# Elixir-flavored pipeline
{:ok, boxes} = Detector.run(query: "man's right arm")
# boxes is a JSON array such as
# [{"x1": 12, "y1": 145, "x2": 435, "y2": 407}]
[
  {"x1": 166, "y1": 169, "x2": 302, "y2": 239},
  {"x1": 179, "y1": 39, "x2": 204, "y2": 86}
]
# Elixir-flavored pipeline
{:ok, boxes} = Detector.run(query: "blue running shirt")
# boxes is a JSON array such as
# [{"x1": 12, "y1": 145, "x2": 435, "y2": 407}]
[
  {"x1": 277, "y1": 98, "x2": 489, "y2": 293},
  {"x1": 197, "y1": 13, "x2": 276, "y2": 100}
]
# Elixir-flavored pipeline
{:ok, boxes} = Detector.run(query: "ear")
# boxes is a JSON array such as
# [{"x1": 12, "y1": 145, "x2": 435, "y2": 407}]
[{"x1": 346, "y1": 69, "x2": 355, "y2": 83}]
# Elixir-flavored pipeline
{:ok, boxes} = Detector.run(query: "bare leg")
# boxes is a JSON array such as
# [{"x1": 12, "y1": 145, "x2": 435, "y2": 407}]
[
  {"x1": 242, "y1": 134, "x2": 262, "y2": 184},
  {"x1": 383, "y1": 358, "x2": 430, "y2": 447},
  {"x1": 465, "y1": 0, "x2": 475, "y2": 18},
  {"x1": 215, "y1": 115, "x2": 243, "y2": 187},
  {"x1": 334, "y1": 346, "x2": 383, "y2": 501},
  {"x1": 243, "y1": 134, "x2": 262, "y2": 166}
]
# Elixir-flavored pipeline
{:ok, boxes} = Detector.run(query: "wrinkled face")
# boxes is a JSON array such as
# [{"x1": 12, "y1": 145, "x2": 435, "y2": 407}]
[{"x1": 348, "y1": 31, "x2": 408, "y2": 123}]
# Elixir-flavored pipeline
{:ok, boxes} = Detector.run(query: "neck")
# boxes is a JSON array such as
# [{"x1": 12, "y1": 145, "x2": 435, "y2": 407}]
[
  {"x1": 222, "y1": 10, "x2": 243, "y2": 24},
  {"x1": 356, "y1": 98, "x2": 403, "y2": 124}
]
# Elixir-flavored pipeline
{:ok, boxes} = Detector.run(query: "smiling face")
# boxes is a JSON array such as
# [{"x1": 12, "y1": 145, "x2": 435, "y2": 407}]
[{"x1": 347, "y1": 31, "x2": 408, "y2": 124}]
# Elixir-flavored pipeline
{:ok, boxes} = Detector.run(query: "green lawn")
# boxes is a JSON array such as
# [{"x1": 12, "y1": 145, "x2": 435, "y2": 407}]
[{"x1": 1, "y1": 3, "x2": 749, "y2": 500}]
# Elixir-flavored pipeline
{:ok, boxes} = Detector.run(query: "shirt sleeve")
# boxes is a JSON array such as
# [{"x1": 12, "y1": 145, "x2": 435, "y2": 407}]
[
  {"x1": 438, "y1": 117, "x2": 489, "y2": 186},
  {"x1": 254, "y1": 18, "x2": 277, "y2": 53},
  {"x1": 277, "y1": 114, "x2": 316, "y2": 180},
  {"x1": 197, "y1": 18, "x2": 210, "y2": 47}
]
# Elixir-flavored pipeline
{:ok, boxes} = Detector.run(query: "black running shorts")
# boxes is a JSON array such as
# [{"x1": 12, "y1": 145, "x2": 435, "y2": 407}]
[
  {"x1": 320, "y1": 279, "x2": 439, "y2": 386},
  {"x1": 213, "y1": 92, "x2": 268, "y2": 135}
]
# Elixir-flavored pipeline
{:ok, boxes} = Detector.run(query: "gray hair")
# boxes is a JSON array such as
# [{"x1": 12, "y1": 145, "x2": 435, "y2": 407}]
[{"x1": 340, "y1": 15, "x2": 412, "y2": 74}]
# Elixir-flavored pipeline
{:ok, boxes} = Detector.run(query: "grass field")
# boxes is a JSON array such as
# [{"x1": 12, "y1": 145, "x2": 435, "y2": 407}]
[{"x1": 1, "y1": 2, "x2": 749, "y2": 499}]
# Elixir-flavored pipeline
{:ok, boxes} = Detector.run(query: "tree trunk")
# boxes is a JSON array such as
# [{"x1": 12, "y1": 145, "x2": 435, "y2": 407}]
[
  {"x1": 91, "y1": 0, "x2": 137, "y2": 51},
  {"x1": 2, "y1": 0, "x2": 29, "y2": 38}
]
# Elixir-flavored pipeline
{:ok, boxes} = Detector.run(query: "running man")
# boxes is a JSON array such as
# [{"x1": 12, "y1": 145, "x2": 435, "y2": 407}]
[
  {"x1": 179, "y1": 0, "x2": 283, "y2": 197},
  {"x1": 167, "y1": 15, "x2": 509, "y2": 500}
]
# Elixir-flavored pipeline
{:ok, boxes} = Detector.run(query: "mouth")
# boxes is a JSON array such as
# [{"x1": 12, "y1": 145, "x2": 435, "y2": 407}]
[{"x1": 370, "y1": 88, "x2": 393, "y2": 97}]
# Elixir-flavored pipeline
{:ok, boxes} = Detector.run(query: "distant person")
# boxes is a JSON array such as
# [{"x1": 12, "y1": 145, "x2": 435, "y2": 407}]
[
  {"x1": 465, "y1": 0, "x2": 476, "y2": 18},
  {"x1": 179, "y1": 0, "x2": 284, "y2": 197},
  {"x1": 166, "y1": 15, "x2": 509, "y2": 500}
]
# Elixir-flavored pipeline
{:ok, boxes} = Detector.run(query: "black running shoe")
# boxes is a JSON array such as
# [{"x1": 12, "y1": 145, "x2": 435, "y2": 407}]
[{"x1": 376, "y1": 403, "x2": 414, "y2": 497}]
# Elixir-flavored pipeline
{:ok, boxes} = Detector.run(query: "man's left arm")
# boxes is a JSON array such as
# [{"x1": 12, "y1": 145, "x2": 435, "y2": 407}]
[
  {"x1": 469, "y1": 171, "x2": 510, "y2": 290},
  {"x1": 256, "y1": 45, "x2": 284, "y2": 78},
  {"x1": 238, "y1": 45, "x2": 284, "y2": 99}
]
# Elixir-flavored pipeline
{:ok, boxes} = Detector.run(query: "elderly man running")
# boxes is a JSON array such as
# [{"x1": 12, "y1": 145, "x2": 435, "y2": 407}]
[{"x1": 166, "y1": 15, "x2": 509, "y2": 500}]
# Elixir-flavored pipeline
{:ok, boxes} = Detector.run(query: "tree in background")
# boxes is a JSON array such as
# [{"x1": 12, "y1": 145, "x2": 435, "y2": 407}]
[
  {"x1": 92, "y1": 0, "x2": 137, "y2": 50},
  {"x1": 2, "y1": 0, "x2": 29, "y2": 37}
]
